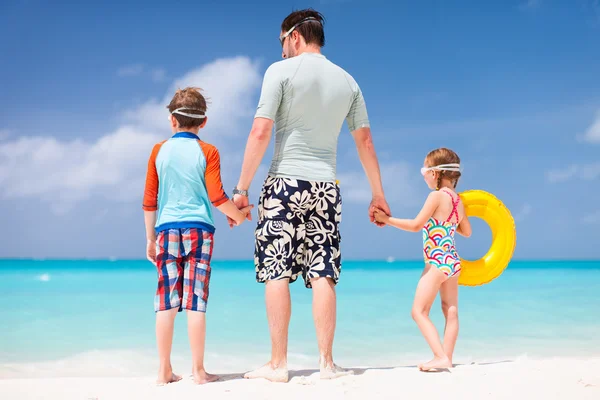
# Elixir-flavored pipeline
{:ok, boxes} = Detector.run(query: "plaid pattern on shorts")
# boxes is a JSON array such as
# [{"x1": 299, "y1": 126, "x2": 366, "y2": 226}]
[{"x1": 154, "y1": 228, "x2": 213, "y2": 312}]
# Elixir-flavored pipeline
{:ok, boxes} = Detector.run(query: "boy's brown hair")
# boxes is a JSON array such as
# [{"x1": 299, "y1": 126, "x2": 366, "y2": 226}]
[
  {"x1": 425, "y1": 147, "x2": 462, "y2": 189},
  {"x1": 166, "y1": 87, "x2": 209, "y2": 129}
]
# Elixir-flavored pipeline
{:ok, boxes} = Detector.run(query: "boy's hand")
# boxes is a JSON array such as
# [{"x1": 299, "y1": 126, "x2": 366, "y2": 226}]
[
  {"x1": 146, "y1": 239, "x2": 157, "y2": 265},
  {"x1": 373, "y1": 209, "x2": 390, "y2": 224},
  {"x1": 228, "y1": 194, "x2": 252, "y2": 228},
  {"x1": 234, "y1": 205, "x2": 254, "y2": 226}
]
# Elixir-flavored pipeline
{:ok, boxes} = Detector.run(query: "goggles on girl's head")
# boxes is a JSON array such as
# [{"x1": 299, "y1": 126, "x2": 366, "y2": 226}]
[{"x1": 420, "y1": 163, "x2": 461, "y2": 176}]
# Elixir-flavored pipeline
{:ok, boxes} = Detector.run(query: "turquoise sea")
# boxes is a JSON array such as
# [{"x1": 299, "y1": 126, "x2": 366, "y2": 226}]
[{"x1": 1, "y1": 259, "x2": 599, "y2": 378}]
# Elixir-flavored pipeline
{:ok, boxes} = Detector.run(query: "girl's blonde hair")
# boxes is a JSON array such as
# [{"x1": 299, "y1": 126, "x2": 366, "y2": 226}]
[{"x1": 425, "y1": 147, "x2": 461, "y2": 189}]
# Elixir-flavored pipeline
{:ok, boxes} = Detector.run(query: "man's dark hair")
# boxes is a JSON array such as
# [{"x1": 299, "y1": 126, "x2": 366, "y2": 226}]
[{"x1": 281, "y1": 9, "x2": 325, "y2": 47}]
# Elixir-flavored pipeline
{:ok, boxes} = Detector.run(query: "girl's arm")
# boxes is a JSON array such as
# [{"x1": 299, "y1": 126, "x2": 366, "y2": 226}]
[
  {"x1": 456, "y1": 214, "x2": 472, "y2": 237},
  {"x1": 374, "y1": 191, "x2": 441, "y2": 232}
]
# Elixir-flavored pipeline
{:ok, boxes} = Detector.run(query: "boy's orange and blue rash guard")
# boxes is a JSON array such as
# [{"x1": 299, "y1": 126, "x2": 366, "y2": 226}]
[{"x1": 142, "y1": 132, "x2": 229, "y2": 234}]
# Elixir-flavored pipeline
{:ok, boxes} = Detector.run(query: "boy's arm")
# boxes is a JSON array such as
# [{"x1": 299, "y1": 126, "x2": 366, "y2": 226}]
[
  {"x1": 217, "y1": 201, "x2": 253, "y2": 226},
  {"x1": 201, "y1": 143, "x2": 253, "y2": 224},
  {"x1": 142, "y1": 143, "x2": 162, "y2": 238},
  {"x1": 142, "y1": 144, "x2": 162, "y2": 264},
  {"x1": 375, "y1": 192, "x2": 441, "y2": 232}
]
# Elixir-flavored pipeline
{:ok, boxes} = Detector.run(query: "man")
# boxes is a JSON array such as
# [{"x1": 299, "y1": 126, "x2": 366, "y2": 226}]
[{"x1": 230, "y1": 9, "x2": 390, "y2": 382}]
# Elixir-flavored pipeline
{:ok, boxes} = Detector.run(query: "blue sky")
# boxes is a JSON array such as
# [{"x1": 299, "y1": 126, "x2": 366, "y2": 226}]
[{"x1": 1, "y1": 0, "x2": 599, "y2": 260}]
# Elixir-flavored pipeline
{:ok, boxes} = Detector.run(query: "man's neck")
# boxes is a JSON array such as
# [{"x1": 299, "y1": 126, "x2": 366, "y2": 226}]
[{"x1": 296, "y1": 44, "x2": 322, "y2": 56}]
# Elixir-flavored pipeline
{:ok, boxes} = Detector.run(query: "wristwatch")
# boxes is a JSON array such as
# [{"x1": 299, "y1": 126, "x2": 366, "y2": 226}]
[{"x1": 232, "y1": 187, "x2": 249, "y2": 197}]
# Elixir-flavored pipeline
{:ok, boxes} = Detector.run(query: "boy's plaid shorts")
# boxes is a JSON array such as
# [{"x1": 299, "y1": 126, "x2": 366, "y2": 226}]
[{"x1": 154, "y1": 228, "x2": 213, "y2": 313}]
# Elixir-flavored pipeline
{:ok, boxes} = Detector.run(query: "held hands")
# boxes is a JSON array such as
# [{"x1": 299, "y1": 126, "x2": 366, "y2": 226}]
[
  {"x1": 228, "y1": 194, "x2": 254, "y2": 228},
  {"x1": 369, "y1": 195, "x2": 391, "y2": 227},
  {"x1": 235, "y1": 205, "x2": 254, "y2": 226},
  {"x1": 373, "y1": 209, "x2": 390, "y2": 225}
]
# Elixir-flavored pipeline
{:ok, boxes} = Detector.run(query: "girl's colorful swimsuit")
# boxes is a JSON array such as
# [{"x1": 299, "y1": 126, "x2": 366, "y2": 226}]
[{"x1": 422, "y1": 189, "x2": 461, "y2": 278}]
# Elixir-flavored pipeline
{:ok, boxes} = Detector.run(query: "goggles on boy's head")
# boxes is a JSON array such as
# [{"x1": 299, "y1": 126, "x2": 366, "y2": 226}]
[
  {"x1": 420, "y1": 163, "x2": 461, "y2": 176},
  {"x1": 170, "y1": 107, "x2": 206, "y2": 119}
]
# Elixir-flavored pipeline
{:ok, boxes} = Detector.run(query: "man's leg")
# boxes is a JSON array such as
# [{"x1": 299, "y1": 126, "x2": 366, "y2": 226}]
[
  {"x1": 305, "y1": 181, "x2": 351, "y2": 379},
  {"x1": 245, "y1": 177, "x2": 299, "y2": 383},
  {"x1": 244, "y1": 279, "x2": 292, "y2": 382},
  {"x1": 266, "y1": 279, "x2": 292, "y2": 367}
]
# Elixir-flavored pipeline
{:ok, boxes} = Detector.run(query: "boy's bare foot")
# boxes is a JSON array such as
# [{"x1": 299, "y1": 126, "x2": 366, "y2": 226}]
[
  {"x1": 320, "y1": 363, "x2": 354, "y2": 380},
  {"x1": 418, "y1": 356, "x2": 452, "y2": 372},
  {"x1": 192, "y1": 369, "x2": 220, "y2": 384},
  {"x1": 156, "y1": 372, "x2": 182, "y2": 385},
  {"x1": 244, "y1": 362, "x2": 289, "y2": 383}
]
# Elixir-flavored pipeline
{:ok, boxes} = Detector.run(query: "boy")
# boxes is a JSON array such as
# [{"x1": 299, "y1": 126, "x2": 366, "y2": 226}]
[{"x1": 142, "y1": 87, "x2": 252, "y2": 385}]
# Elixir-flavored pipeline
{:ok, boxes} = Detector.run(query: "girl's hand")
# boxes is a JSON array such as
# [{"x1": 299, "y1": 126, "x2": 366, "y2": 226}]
[{"x1": 373, "y1": 209, "x2": 389, "y2": 224}]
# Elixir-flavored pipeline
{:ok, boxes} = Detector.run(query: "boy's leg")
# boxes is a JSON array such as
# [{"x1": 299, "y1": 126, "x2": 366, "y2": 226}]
[
  {"x1": 156, "y1": 308, "x2": 181, "y2": 384},
  {"x1": 187, "y1": 310, "x2": 218, "y2": 383},
  {"x1": 154, "y1": 229, "x2": 184, "y2": 385},
  {"x1": 411, "y1": 264, "x2": 451, "y2": 371},
  {"x1": 440, "y1": 276, "x2": 459, "y2": 364},
  {"x1": 182, "y1": 229, "x2": 219, "y2": 384}
]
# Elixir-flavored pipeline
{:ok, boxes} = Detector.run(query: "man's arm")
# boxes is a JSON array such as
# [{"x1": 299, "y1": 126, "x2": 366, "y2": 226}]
[
  {"x1": 351, "y1": 127, "x2": 390, "y2": 226},
  {"x1": 351, "y1": 127, "x2": 385, "y2": 199},
  {"x1": 235, "y1": 117, "x2": 273, "y2": 192},
  {"x1": 346, "y1": 82, "x2": 390, "y2": 226}
]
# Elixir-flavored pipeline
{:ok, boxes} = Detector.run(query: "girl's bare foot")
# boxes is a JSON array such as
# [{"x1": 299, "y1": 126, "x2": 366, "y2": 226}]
[
  {"x1": 192, "y1": 369, "x2": 220, "y2": 384},
  {"x1": 156, "y1": 371, "x2": 182, "y2": 385},
  {"x1": 418, "y1": 356, "x2": 452, "y2": 371}
]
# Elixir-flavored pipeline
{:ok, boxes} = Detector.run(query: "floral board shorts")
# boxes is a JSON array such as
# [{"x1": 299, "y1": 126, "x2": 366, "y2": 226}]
[
  {"x1": 254, "y1": 176, "x2": 342, "y2": 288},
  {"x1": 154, "y1": 228, "x2": 213, "y2": 313}
]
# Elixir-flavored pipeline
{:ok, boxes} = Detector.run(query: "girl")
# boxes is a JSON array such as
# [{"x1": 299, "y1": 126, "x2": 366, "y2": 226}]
[{"x1": 374, "y1": 148, "x2": 472, "y2": 371}]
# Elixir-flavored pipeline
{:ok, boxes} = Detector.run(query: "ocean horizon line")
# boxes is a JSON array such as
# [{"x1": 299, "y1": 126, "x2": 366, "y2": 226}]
[{"x1": 1, "y1": 257, "x2": 599, "y2": 264}]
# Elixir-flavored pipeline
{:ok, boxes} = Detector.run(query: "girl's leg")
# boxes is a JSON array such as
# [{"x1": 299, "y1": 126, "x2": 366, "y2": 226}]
[
  {"x1": 411, "y1": 264, "x2": 451, "y2": 371},
  {"x1": 440, "y1": 276, "x2": 459, "y2": 365}
]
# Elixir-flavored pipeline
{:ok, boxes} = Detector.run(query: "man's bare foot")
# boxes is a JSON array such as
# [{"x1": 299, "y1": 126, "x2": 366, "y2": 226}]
[
  {"x1": 192, "y1": 369, "x2": 220, "y2": 384},
  {"x1": 320, "y1": 363, "x2": 354, "y2": 380},
  {"x1": 418, "y1": 356, "x2": 452, "y2": 372},
  {"x1": 156, "y1": 372, "x2": 182, "y2": 385},
  {"x1": 243, "y1": 362, "x2": 289, "y2": 383}
]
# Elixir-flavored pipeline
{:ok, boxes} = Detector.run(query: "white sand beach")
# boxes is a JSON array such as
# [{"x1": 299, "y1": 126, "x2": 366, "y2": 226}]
[{"x1": 1, "y1": 357, "x2": 598, "y2": 400}]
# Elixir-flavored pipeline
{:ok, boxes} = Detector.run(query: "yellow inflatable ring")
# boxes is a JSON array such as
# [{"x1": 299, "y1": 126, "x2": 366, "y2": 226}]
[{"x1": 458, "y1": 190, "x2": 516, "y2": 286}]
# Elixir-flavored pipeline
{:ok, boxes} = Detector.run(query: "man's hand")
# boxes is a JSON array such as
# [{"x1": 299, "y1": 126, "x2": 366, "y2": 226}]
[
  {"x1": 146, "y1": 239, "x2": 157, "y2": 265},
  {"x1": 369, "y1": 196, "x2": 391, "y2": 227},
  {"x1": 228, "y1": 194, "x2": 252, "y2": 228}
]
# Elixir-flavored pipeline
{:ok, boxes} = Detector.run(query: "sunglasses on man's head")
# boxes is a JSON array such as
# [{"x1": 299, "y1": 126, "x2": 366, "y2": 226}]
[{"x1": 279, "y1": 17, "x2": 319, "y2": 46}]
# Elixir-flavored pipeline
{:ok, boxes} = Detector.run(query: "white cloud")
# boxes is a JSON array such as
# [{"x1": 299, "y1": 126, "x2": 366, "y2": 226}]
[
  {"x1": 337, "y1": 162, "x2": 420, "y2": 207},
  {"x1": 0, "y1": 129, "x2": 9, "y2": 141},
  {"x1": 0, "y1": 57, "x2": 262, "y2": 214},
  {"x1": 581, "y1": 111, "x2": 600, "y2": 143},
  {"x1": 546, "y1": 163, "x2": 600, "y2": 183},
  {"x1": 519, "y1": 0, "x2": 542, "y2": 10},
  {"x1": 514, "y1": 203, "x2": 532, "y2": 222},
  {"x1": 117, "y1": 64, "x2": 168, "y2": 82},
  {"x1": 583, "y1": 210, "x2": 600, "y2": 224},
  {"x1": 117, "y1": 64, "x2": 144, "y2": 77}
]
